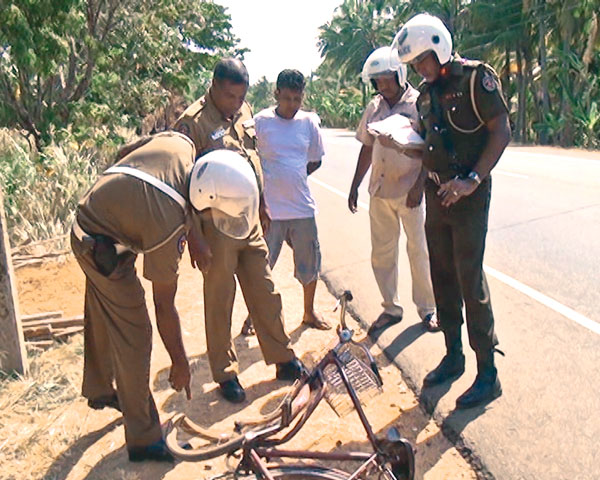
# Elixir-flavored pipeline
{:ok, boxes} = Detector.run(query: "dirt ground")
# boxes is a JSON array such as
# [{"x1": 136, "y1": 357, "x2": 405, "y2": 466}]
[{"x1": 5, "y1": 245, "x2": 478, "y2": 480}]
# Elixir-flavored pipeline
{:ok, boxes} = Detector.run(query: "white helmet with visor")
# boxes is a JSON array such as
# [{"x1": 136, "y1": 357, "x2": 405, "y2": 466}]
[
  {"x1": 189, "y1": 149, "x2": 259, "y2": 239},
  {"x1": 361, "y1": 46, "x2": 407, "y2": 86},
  {"x1": 391, "y1": 13, "x2": 453, "y2": 65}
]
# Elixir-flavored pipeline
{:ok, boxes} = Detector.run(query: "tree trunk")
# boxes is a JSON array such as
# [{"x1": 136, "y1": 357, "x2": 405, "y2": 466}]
[
  {"x1": 515, "y1": 48, "x2": 525, "y2": 143},
  {"x1": 538, "y1": 0, "x2": 550, "y2": 144},
  {"x1": 522, "y1": 45, "x2": 534, "y2": 143},
  {"x1": 559, "y1": 4, "x2": 575, "y2": 147}
]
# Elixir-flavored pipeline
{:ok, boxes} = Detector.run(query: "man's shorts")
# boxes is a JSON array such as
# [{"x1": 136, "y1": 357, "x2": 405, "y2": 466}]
[{"x1": 265, "y1": 217, "x2": 321, "y2": 285}]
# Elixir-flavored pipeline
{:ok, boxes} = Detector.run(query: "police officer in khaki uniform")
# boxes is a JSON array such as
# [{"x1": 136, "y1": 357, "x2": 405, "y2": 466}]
[
  {"x1": 174, "y1": 58, "x2": 304, "y2": 404},
  {"x1": 393, "y1": 14, "x2": 511, "y2": 409},
  {"x1": 72, "y1": 132, "x2": 201, "y2": 462},
  {"x1": 71, "y1": 133, "x2": 260, "y2": 461}
]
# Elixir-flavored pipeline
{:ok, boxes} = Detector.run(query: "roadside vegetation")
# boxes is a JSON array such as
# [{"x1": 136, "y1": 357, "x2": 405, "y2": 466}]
[
  {"x1": 1, "y1": 0, "x2": 598, "y2": 249},
  {"x1": 313, "y1": 0, "x2": 600, "y2": 147}
]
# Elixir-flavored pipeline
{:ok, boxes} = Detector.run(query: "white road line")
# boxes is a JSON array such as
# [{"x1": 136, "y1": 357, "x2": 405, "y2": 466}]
[
  {"x1": 310, "y1": 177, "x2": 369, "y2": 210},
  {"x1": 483, "y1": 266, "x2": 600, "y2": 335},
  {"x1": 310, "y1": 176, "x2": 599, "y2": 335}
]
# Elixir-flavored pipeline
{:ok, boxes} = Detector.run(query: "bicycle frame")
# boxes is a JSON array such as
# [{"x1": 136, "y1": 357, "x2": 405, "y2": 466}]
[{"x1": 167, "y1": 291, "x2": 414, "y2": 480}]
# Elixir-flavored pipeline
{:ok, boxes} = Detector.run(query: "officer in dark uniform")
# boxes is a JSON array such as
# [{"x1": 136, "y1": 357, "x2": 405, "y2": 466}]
[{"x1": 393, "y1": 13, "x2": 511, "y2": 409}]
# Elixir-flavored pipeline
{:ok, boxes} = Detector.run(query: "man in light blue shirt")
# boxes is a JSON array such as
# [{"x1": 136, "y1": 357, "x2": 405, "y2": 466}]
[{"x1": 242, "y1": 69, "x2": 330, "y2": 335}]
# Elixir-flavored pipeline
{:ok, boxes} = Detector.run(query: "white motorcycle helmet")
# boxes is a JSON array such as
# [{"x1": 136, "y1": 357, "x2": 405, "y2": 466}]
[
  {"x1": 189, "y1": 149, "x2": 259, "y2": 239},
  {"x1": 361, "y1": 46, "x2": 407, "y2": 88},
  {"x1": 391, "y1": 13, "x2": 453, "y2": 65}
]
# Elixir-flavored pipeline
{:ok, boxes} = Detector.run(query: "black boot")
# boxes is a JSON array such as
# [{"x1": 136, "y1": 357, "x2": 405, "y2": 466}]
[
  {"x1": 128, "y1": 438, "x2": 174, "y2": 462},
  {"x1": 455, "y1": 351, "x2": 502, "y2": 409},
  {"x1": 423, "y1": 329, "x2": 465, "y2": 387}
]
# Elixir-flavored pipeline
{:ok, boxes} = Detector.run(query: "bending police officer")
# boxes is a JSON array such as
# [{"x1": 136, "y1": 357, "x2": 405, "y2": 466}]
[
  {"x1": 393, "y1": 14, "x2": 511, "y2": 409},
  {"x1": 71, "y1": 133, "x2": 252, "y2": 461}
]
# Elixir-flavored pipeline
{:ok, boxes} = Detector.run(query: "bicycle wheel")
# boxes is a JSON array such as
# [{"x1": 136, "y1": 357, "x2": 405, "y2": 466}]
[
  {"x1": 242, "y1": 465, "x2": 349, "y2": 479},
  {"x1": 164, "y1": 414, "x2": 245, "y2": 461}
]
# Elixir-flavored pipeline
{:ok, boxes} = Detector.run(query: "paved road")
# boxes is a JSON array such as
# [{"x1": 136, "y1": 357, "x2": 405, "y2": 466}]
[{"x1": 311, "y1": 130, "x2": 600, "y2": 479}]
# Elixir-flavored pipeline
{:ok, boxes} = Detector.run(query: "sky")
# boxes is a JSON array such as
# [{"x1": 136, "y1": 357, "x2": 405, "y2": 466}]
[{"x1": 216, "y1": 0, "x2": 343, "y2": 85}]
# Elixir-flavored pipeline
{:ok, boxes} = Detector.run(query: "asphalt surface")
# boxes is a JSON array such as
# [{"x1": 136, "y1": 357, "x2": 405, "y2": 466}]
[{"x1": 311, "y1": 130, "x2": 600, "y2": 480}]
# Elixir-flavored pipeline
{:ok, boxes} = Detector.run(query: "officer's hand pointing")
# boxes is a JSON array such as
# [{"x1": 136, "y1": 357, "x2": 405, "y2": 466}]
[{"x1": 169, "y1": 358, "x2": 192, "y2": 400}]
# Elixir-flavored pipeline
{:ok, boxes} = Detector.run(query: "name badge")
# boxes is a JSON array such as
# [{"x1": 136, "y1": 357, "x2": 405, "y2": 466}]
[{"x1": 210, "y1": 127, "x2": 226, "y2": 141}]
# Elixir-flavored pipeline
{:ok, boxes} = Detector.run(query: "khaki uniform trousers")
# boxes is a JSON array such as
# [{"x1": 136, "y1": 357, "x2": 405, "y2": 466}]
[
  {"x1": 71, "y1": 234, "x2": 162, "y2": 449},
  {"x1": 201, "y1": 219, "x2": 295, "y2": 383},
  {"x1": 369, "y1": 194, "x2": 436, "y2": 319}
]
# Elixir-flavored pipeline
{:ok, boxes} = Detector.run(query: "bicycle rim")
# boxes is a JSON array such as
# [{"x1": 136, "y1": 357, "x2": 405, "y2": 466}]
[
  {"x1": 165, "y1": 417, "x2": 244, "y2": 461},
  {"x1": 244, "y1": 465, "x2": 349, "y2": 479}
]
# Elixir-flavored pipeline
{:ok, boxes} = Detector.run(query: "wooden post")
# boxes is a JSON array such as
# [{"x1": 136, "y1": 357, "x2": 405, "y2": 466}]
[{"x1": 0, "y1": 188, "x2": 27, "y2": 375}]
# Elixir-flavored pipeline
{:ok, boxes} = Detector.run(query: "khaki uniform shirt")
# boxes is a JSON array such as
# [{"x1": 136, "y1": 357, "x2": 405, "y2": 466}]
[
  {"x1": 76, "y1": 132, "x2": 197, "y2": 283},
  {"x1": 356, "y1": 85, "x2": 422, "y2": 198},
  {"x1": 174, "y1": 92, "x2": 263, "y2": 192},
  {"x1": 417, "y1": 56, "x2": 509, "y2": 178}
]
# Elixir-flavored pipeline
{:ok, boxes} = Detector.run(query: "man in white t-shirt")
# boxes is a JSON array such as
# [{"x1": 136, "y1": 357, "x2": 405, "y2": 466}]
[
  {"x1": 241, "y1": 69, "x2": 330, "y2": 335},
  {"x1": 348, "y1": 47, "x2": 439, "y2": 335}
]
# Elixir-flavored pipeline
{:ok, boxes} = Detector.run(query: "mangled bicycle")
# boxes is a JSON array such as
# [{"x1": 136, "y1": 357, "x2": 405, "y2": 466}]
[{"x1": 165, "y1": 290, "x2": 415, "y2": 479}]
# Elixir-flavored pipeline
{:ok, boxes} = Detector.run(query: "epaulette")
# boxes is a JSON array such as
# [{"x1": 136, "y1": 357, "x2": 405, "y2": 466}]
[
  {"x1": 242, "y1": 100, "x2": 254, "y2": 117},
  {"x1": 184, "y1": 97, "x2": 207, "y2": 119},
  {"x1": 460, "y1": 58, "x2": 483, "y2": 70}
]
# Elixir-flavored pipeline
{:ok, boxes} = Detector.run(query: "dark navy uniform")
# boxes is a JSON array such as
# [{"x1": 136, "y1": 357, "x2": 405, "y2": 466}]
[{"x1": 417, "y1": 56, "x2": 508, "y2": 381}]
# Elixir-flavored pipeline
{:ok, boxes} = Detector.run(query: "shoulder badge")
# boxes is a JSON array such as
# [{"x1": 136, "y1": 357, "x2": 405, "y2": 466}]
[
  {"x1": 177, "y1": 122, "x2": 191, "y2": 137},
  {"x1": 177, "y1": 233, "x2": 187, "y2": 255},
  {"x1": 481, "y1": 71, "x2": 497, "y2": 92}
]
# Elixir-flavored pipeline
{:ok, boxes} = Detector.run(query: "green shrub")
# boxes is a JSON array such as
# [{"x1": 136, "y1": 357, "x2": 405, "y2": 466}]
[{"x1": 0, "y1": 129, "x2": 107, "y2": 248}]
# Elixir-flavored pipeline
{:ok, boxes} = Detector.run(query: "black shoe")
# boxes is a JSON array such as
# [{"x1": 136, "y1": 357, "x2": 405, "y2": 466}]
[
  {"x1": 128, "y1": 438, "x2": 174, "y2": 462},
  {"x1": 276, "y1": 358, "x2": 307, "y2": 381},
  {"x1": 241, "y1": 315, "x2": 255, "y2": 336},
  {"x1": 423, "y1": 353, "x2": 465, "y2": 387},
  {"x1": 455, "y1": 374, "x2": 502, "y2": 409},
  {"x1": 368, "y1": 312, "x2": 403, "y2": 335},
  {"x1": 87, "y1": 394, "x2": 121, "y2": 412},
  {"x1": 218, "y1": 377, "x2": 246, "y2": 403}
]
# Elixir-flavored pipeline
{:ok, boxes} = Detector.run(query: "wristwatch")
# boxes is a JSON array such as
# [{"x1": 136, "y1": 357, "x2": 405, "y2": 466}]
[{"x1": 467, "y1": 171, "x2": 482, "y2": 184}]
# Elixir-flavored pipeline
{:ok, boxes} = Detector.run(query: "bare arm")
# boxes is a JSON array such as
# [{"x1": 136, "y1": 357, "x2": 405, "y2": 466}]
[
  {"x1": 406, "y1": 165, "x2": 427, "y2": 208},
  {"x1": 187, "y1": 218, "x2": 212, "y2": 273},
  {"x1": 307, "y1": 160, "x2": 322, "y2": 175},
  {"x1": 348, "y1": 144, "x2": 373, "y2": 213},
  {"x1": 153, "y1": 280, "x2": 191, "y2": 399}
]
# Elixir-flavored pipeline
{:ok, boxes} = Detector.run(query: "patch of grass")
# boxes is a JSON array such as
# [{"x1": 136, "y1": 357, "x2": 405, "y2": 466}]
[{"x1": 0, "y1": 336, "x2": 85, "y2": 480}]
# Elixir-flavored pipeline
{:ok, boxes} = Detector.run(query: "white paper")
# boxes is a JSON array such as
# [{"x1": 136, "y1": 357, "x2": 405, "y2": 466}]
[{"x1": 367, "y1": 114, "x2": 424, "y2": 149}]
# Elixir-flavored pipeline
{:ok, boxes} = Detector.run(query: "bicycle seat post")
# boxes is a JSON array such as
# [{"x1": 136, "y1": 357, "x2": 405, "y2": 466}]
[{"x1": 339, "y1": 290, "x2": 353, "y2": 331}]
